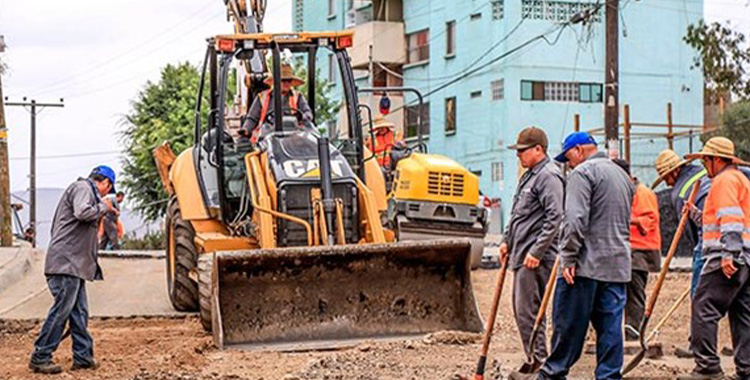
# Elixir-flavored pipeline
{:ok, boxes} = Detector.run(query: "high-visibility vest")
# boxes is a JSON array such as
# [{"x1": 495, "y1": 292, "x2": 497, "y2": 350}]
[
  {"x1": 631, "y1": 182, "x2": 661, "y2": 251},
  {"x1": 702, "y1": 167, "x2": 750, "y2": 257},
  {"x1": 251, "y1": 89, "x2": 299, "y2": 143},
  {"x1": 258, "y1": 89, "x2": 299, "y2": 125}
]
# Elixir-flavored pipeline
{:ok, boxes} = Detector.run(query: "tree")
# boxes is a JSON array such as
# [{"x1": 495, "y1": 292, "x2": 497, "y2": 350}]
[
  {"x1": 121, "y1": 62, "x2": 205, "y2": 221},
  {"x1": 712, "y1": 101, "x2": 750, "y2": 161},
  {"x1": 292, "y1": 63, "x2": 341, "y2": 132},
  {"x1": 684, "y1": 20, "x2": 750, "y2": 101}
]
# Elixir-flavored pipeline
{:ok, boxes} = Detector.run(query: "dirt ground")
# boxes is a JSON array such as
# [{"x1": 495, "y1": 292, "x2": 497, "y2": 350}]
[{"x1": 0, "y1": 271, "x2": 737, "y2": 380}]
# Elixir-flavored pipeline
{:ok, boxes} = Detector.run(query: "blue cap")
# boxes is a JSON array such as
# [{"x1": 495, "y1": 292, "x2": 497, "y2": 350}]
[
  {"x1": 90, "y1": 165, "x2": 116, "y2": 194},
  {"x1": 555, "y1": 132, "x2": 597, "y2": 163}
]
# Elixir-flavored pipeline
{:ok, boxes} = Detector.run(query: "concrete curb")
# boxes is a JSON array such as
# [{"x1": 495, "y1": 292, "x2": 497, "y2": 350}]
[{"x1": 0, "y1": 247, "x2": 34, "y2": 294}]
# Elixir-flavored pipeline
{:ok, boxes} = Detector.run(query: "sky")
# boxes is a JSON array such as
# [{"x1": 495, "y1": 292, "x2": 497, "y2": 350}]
[
  {"x1": 1, "y1": 0, "x2": 292, "y2": 194},
  {"x1": 0, "y1": 0, "x2": 748, "y2": 195}
]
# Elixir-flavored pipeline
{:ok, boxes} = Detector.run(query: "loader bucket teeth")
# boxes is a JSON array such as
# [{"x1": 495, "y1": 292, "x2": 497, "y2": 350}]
[{"x1": 211, "y1": 239, "x2": 483, "y2": 350}]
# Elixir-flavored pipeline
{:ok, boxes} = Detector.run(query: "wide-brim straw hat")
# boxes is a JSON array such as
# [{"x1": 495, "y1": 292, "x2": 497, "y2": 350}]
[
  {"x1": 264, "y1": 64, "x2": 305, "y2": 86},
  {"x1": 651, "y1": 149, "x2": 692, "y2": 188},
  {"x1": 685, "y1": 136, "x2": 750, "y2": 165},
  {"x1": 371, "y1": 116, "x2": 395, "y2": 130}
]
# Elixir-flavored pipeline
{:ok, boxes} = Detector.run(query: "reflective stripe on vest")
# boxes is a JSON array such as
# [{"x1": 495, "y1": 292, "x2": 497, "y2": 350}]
[
  {"x1": 258, "y1": 89, "x2": 299, "y2": 125},
  {"x1": 679, "y1": 168, "x2": 707, "y2": 198}
]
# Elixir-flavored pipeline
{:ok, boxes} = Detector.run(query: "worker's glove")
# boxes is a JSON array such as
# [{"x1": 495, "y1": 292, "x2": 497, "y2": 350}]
[{"x1": 683, "y1": 202, "x2": 702, "y2": 224}]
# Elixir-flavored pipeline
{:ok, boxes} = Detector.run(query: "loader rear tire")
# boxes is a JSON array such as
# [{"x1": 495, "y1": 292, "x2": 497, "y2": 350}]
[
  {"x1": 197, "y1": 254, "x2": 213, "y2": 332},
  {"x1": 165, "y1": 196, "x2": 199, "y2": 312}
]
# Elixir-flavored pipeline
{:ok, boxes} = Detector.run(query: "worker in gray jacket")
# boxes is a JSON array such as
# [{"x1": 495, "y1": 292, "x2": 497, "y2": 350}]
[
  {"x1": 29, "y1": 166, "x2": 117, "y2": 374},
  {"x1": 501, "y1": 126, "x2": 564, "y2": 373},
  {"x1": 511, "y1": 132, "x2": 634, "y2": 380}
]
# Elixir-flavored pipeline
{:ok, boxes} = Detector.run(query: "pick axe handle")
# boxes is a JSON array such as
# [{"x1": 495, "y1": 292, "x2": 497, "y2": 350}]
[
  {"x1": 474, "y1": 254, "x2": 509, "y2": 379},
  {"x1": 643, "y1": 179, "x2": 701, "y2": 322}
]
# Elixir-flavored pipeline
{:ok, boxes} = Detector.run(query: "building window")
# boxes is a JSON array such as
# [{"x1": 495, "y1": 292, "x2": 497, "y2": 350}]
[
  {"x1": 521, "y1": 80, "x2": 545, "y2": 101},
  {"x1": 470, "y1": 12, "x2": 482, "y2": 21},
  {"x1": 491, "y1": 79, "x2": 504, "y2": 100},
  {"x1": 406, "y1": 29, "x2": 430, "y2": 64},
  {"x1": 328, "y1": 54, "x2": 337, "y2": 84},
  {"x1": 492, "y1": 0, "x2": 505, "y2": 20},
  {"x1": 445, "y1": 97, "x2": 456, "y2": 135},
  {"x1": 521, "y1": 80, "x2": 602, "y2": 102},
  {"x1": 295, "y1": 0, "x2": 304, "y2": 31},
  {"x1": 405, "y1": 102, "x2": 430, "y2": 138},
  {"x1": 446, "y1": 21, "x2": 456, "y2": 57},
  {"x1": 328, "y1": 0, "x2": 337, "y2": 17},
  {"x1": 491, "y1": 161, "x2": 503, "y2": 182},
  {"x1": 470, "y1": 90, "x2": 482, "y2": 98},
  {"x1": 521, "y1": 0, "x2": 602, "y2": 23},
  {"x1": 544, "y1": 81, "x2": 579, "y2": 102},
  {"x1": 579, "y1": 83, "x2": 603, "y2": 103}
]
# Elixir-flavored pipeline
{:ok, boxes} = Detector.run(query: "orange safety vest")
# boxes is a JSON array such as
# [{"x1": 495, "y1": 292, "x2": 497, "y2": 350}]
[
  {"x1": 258, "y1": 89, "x2": 299, "y2": 125},
  {"x1": 367, "y1": 127, "x2": 396, "y2": 168},
  {"x1": 251, "y1": 89, "x2": 299, "y2": 143},
  {"x1": 702, "y1": 167, "x2": 750, "y2": 257},
  {"x1": 630, "y1": 182, "x2": 661, "y2": 251}
]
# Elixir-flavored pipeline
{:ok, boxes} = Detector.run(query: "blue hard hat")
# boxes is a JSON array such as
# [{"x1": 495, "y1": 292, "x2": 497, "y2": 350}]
[
  {"x1": 555, "y1": 132, "x2": 597, "y2": 163},
  {"x1": 90, "y1": 165, "x2": 116, "y2": 194}
]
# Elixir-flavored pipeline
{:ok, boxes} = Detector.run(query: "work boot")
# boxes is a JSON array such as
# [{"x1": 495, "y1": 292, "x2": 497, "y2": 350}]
[
  {"x1": 675, "y1": 346, "x2": 695, "y2": 358},
  {"x1": 676, "y1": 369, "x2": 724, "y2": 380},
  {"x1": 71, "y1": 359, "x2": 99, "y2": 371},
  {"x1": 724, "y1": 373, "x2": 750, "y2": 380},
  {"x1": 28, "y1": 361, "x2": 63, "y2": 375},
  {"x1": 508, "y1": 371, "x2": 538, "y2": 380}
]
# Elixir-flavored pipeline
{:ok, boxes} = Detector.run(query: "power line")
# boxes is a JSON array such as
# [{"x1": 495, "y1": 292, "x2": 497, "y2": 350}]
[
  {"x1": 10, "y1": 150, "x2": 120, "y2": 161},
  {"x1": 26, "y1": 1, "x2": 219, "y2": 96}
]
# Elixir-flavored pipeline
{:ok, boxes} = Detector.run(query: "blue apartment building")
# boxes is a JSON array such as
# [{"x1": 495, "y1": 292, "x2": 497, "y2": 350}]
[{"x1": 293, "y1": 0, "x2": 704, "y2": 225}]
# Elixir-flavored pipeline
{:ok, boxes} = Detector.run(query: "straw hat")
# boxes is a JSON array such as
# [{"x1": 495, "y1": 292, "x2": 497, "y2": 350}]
[
  {"x1": 685, "y1": 137, "x2": 748, "y2": 165},
  {"x1": 265, "y1": 63, "x2": 305, "y2": 86},
  {"x1": 651, "y1": 149, "x2": 691, "y2": 188},
  {"x1": 372, "y1": 116, "x2": 395, "y2": 130}
]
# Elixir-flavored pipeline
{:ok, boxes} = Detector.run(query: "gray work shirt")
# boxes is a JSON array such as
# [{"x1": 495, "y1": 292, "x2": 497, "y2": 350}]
[
  {"x1": 45, "y1": 178, "x2": 108, "y2": 281},
  {"x1": 560, "y1": 152, "x2": 635, "y2": 283},
  {"x1": 503, "y1": 156, "x2": 565, "y2": 271}
]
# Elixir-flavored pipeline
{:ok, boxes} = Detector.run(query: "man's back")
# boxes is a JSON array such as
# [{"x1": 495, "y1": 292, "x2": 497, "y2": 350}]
[{"x1": 561, "y1": 152, "x2": 635, "y2": 282}]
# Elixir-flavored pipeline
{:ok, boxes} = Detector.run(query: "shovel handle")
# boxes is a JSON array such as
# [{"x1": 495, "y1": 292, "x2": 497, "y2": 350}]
[
  {"x1": 644, "y1": 179, "x2": 701, "y2": 319},
  {"x1": 473, "y1": 253, "x2": 510, "y2": 379},
  {"x1": 646, "y1": 285, "x2": 691, "y2": 343},
  {"x1": 533, "y1": 256, "x2": 560, "y2": 329},
  {"x1": 479, "y1": 255, "x2": 509, "y2": 355}
]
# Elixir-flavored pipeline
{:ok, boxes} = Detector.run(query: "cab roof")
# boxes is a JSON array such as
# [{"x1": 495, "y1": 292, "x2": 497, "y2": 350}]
[{"x1": 213, "y1": 31, "x2": 354, "y2": 51}]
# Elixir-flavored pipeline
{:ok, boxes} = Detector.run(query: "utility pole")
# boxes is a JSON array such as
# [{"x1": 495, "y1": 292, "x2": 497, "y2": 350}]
[
  {"x1": 604, "y1": 0, "x2": 619, "y2": 158},
  {"x1": 5, "y1": 98, "x2": 64, "y2": 248},
  {"x1": 0, "y1": 35, "x2": 11, "y2": 247}
]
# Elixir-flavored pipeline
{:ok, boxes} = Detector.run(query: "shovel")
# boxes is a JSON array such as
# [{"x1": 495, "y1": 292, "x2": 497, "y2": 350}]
[
  {"x1": 518, "y1": 255, "x2": 560, "y2": 374},
  {"x1": 468, "y1": 253, "x2": 510, "y2": 380},
  {"x1": 622, "y1": 179, "x2": 701, "y2": 376}
]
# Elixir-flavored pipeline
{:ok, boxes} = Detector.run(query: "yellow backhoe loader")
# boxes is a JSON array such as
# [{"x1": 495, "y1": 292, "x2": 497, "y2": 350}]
[{"x1": 153, "y1": 27, "x2": 483, "y2": 350}]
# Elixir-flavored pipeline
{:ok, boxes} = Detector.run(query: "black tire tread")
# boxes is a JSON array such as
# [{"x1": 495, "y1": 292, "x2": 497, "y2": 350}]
[
  {"x1": 166, "y1": 196, "x2": 199, "y2": 312},
  {"x1": 197, "y1": 254, "x2": 213, "y2": 332}
]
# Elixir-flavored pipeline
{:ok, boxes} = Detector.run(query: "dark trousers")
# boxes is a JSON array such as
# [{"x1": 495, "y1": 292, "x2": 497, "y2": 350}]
[
  {"x1": 512, "y1": 259, "x2": 554, "y2": 362},
  {"x1": 625, "y1": 270, "x2": 648, "y2": 340},
  {"x1": 99, "y1": 229, "x2": 119, "y2": 250},
  {"x1": 539, "y1": 277, "x2": 626, "y2": 380},
  {"x1": 30, "y1": 275, "x2": 95, "y2": 366},
  {"x1": 691, "y1": 264, "x2": 750, "y2": 376}
]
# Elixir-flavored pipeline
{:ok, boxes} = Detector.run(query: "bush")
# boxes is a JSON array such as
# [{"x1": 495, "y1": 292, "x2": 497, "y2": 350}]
[{"x1": 120, "y1": 230, "x2": 166, "y2": 250}]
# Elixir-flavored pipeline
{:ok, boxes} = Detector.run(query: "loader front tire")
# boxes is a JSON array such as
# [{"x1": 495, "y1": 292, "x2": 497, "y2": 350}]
[
  {"x1": 197, "y1": 254, "x2": 213, "y2": 332},
  {"x1": 165, "y1": 196, "x2": 199, "y2": 312}
]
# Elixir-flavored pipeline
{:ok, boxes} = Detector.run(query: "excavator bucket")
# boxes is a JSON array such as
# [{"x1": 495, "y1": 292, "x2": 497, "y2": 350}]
[{"x1": 211, "y1": 239, "x2": 483, "y2": 350}]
